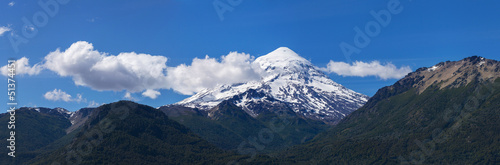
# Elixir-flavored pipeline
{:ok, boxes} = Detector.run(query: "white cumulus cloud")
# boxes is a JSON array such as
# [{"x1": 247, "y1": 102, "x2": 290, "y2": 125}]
[
  {"x1": 8, "y1": 1, "x2": 15, "y2": 7},
  {"x1": 8, "y1": 41, "x2": 411, "y2": 99},
  {"x1": 166, "y1": 52, "x2": 262, "y2": 95},
  {"x1": 30, "y1": 41, "x2": 264, "y2": 97},
  {"x1": 322, "y1": 60, "x2": 412, "y2": 80},
  {"x1": 44, "y1": 89, "x2": 73, "y2": 102},
  {"x1": 0, "y1": 26, "x2": 12, "y2": 36},
  {"x1": 142, "y1": 89, "x2": 161, "y2": 99},
  {"x1": 44, "y1": 41, "x2": 169, "y2": 93},
  {"x1": 1, "y1": 57, "x2": 44, "y2": 76}
]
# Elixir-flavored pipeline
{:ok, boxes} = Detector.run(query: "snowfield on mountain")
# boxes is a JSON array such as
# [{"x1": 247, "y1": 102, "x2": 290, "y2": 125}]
[{"x1": 175, "y1": 47, "x2": 369, "y2": 123}]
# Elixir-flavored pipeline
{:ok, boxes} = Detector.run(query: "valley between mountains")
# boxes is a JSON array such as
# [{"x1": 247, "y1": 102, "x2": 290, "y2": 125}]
[{"x1": 1, "y1": 48, "x2": 499, "y2": 164}]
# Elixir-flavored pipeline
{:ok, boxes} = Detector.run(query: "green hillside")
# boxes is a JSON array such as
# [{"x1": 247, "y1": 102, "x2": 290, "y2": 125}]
[
  {"x1": 161, "y1": 100, "x2": 329, "y2": 153},
  {"x1": 0, "y1": 109, "x2": 71, "y2": 165},
  {"x1": 280, "y1": 78, "x2": 500, "y2": 164},
  {"x1": 32, "y1": 101, "x2": 242, "y2": 164}
]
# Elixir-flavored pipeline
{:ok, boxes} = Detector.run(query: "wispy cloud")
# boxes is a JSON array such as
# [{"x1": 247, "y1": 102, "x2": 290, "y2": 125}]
[
  {"x1": 87, "y1": 100, "x2": 101, "y2": 107},
  {"x1": 124, "y1": 92, "x2": 136, "y2": 100},
  {"x1": 43, "y1": 89, "x2": 97, "y2": 105},
  {"x1": 8, "y1": 1, "x2": 14, "y2": 7},
  {"x1": 44, "y1": 89, "x2": 74, "y2": 102},
  {"x1": 0, "y1": 26, "x2": 12, "y2": 36},
  {"x1": 322, "y1": 60, "x2": 412, "y2": 80},
  {"x1": 74, "y1": 94, "x2": 85, "y2": 103},
  {"x1": 87, "y1": 17, "x2": 99, "y2": 23}
]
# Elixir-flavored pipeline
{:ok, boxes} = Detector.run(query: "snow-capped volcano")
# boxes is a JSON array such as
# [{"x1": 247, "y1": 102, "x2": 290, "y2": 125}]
[{"x1": 175, "y1": 47, "x2": 369, "y2": 123}]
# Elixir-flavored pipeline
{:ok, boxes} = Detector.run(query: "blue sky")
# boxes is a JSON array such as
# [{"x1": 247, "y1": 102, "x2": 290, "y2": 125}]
[{"x1": 1, "y1": 0, "x2": 499, "y2": 112}]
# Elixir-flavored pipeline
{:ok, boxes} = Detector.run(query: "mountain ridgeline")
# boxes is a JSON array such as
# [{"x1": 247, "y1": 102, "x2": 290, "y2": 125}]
[
  {"x1": 160, "y1": 98, "x2": 329, "y2": 153},
  {"x1": 0, "y1": 108, "x2": 71, "y2": 164},
  {"x1": 32, "y1": 101, "x2": 243, "y2": 164},
  {"x1": 279, "y1": 56, "x2": 500, "y2": 164}
]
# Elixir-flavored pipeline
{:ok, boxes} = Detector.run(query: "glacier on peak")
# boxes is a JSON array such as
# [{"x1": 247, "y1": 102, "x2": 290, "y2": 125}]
[{"x1": 174, "y1": 47, "x2": 369, "y2": 123}]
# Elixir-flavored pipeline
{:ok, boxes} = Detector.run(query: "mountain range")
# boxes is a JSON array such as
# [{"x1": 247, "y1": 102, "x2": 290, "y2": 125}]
[{"x1": 1, "y1": 51, "x2": 498, "y2": 164}]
